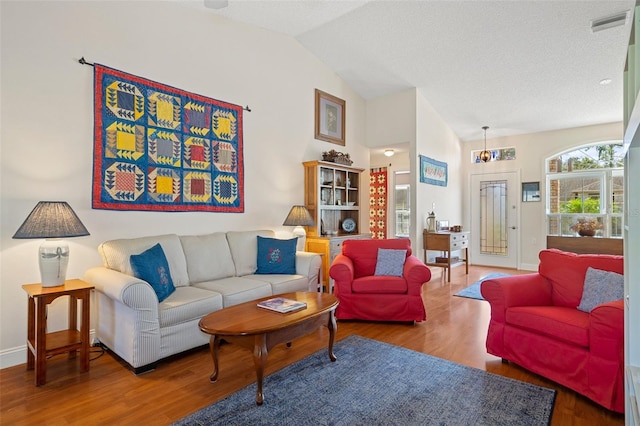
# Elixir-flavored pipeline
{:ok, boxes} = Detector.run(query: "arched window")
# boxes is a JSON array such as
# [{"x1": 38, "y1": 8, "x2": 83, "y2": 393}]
[{"x1": 546, "y1": 142, "x2": 624, "y2": 238}]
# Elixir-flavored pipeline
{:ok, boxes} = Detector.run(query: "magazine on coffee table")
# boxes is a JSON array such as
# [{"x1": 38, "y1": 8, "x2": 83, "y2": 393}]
[{"x1": 257, "y1": 297, "x2": 307, "y2": 313}]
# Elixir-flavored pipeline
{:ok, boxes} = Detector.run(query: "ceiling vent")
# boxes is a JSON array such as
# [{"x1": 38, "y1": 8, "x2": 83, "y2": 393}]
[{"x1": 591, "y1": 11, "x2": 629, "y2": 33}]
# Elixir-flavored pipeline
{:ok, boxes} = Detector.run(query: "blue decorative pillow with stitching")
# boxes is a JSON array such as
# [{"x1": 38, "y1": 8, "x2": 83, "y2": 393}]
[
  {"x1": 577, "y1": 267, "x2": 623, "y2": 313},
  {"x1": 256, "y1": 236, "x2": 297, "y2": 274},
  {"x1": 130, "y1": 243, "x2": 175, "y2": 302},
  {"x1": 374, "y1": 248, "x2": 407, "y2": 277}
]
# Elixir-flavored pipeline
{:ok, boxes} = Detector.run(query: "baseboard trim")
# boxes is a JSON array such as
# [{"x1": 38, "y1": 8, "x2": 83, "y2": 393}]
[
  {"x1": 0, "y1": 345, "x2": 26, "y2": 369},
  {"x1": 519, "y1": 263, "x2": 538, "y2": 271},
  {"x1": 1, "y1": 330, "x2": 96, "y2": 370}
]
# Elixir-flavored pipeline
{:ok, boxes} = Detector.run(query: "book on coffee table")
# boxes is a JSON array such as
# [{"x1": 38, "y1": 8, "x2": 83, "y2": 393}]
[{"x1": 257, "y1": 297, "x2": 307, "y2": 313}]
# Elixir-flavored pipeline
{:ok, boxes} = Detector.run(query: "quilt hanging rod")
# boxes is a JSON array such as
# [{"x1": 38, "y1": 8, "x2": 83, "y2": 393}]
[{"x1": 77, "y1": 56, "x2": 252, "y2": 112}]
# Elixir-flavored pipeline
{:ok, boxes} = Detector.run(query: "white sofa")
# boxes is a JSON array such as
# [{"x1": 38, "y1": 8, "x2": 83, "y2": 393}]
[{"x1": 83, "y1": 230, "x2": 321, "y2": 373}]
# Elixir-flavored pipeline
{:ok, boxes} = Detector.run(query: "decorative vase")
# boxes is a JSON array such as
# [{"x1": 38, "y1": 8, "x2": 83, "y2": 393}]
[{"x1": 578, "y1": 229, "x2": 596, "y2": 237}]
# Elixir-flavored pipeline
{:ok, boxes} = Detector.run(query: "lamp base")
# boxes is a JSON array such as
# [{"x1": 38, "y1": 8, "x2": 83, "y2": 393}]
[
  {"x1": 292, "y1": 226, "x2": 306, "y2": 252},
  {"x1": 39, "y1": 239, "x2": 69, "y2": 287}
]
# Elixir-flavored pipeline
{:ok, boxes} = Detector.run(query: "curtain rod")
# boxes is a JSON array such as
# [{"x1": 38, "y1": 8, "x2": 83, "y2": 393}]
[{"x1": 78, "y1": 56, "x2": 252, "y2": 112}]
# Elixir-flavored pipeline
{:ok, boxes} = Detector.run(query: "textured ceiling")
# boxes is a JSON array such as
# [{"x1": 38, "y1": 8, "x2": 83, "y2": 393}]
[{"x1": 191, "y1": 0, "x2": 635, "y2": 142}]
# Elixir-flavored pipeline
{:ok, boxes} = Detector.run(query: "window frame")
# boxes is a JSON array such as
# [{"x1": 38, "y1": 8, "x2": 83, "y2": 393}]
[{"x1": 545, "y1": 143, "x2": 624, "y2": 239}]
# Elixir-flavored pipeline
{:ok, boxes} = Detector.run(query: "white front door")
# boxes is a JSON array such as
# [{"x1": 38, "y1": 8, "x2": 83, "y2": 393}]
[{"x1": 470, "y1": 172, "x2": 519, "y2": 268}]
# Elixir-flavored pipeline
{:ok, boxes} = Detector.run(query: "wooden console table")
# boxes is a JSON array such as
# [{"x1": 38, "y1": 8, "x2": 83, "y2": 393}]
[
  {"x1": 546, "y1": 236, "x2": 623, "y2": 255},
  {"x1": 423, "y1": 230, "x2": 469, "y2": 282}
]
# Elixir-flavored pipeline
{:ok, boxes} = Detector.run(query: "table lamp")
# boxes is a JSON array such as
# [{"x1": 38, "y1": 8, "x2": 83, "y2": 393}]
[
  {"x1": 13, "y1": 201, "x2": 90, "y2": 287},
  {"x1": 283, "y1": 205, "x2": 315, "y2": 252}
]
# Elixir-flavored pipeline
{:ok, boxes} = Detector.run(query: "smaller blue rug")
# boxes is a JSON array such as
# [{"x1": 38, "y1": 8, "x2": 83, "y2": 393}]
[{"x1": 455, "y1": 272, "x2": 511, "y2": 300}]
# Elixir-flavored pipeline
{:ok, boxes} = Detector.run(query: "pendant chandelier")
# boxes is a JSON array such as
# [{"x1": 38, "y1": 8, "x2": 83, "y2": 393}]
[{"x1": 479, "y1": 126, "x2": 491, "y2": 163}]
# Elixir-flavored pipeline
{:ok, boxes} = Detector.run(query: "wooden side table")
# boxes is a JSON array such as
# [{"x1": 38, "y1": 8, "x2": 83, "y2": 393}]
[
  {"x1": 22, "y1": 279, "x2": 94, "y2": 386},
  {"x1": 423, "y1": 230, "x2": 470, "y2": 282}
]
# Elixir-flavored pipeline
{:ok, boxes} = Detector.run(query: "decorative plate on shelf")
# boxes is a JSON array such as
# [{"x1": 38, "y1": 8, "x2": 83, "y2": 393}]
[{"x1": 342, "y1": 218, "x2": 356, "y2": 233}]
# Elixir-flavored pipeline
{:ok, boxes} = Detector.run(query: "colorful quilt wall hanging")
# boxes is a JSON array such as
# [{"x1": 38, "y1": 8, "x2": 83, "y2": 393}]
[
  {"x1": 369, "y1": 167, "x2": 387, "y2": 239},
  {"x1": 92, "y1": 64, "x2": 244, "y2": 212}
]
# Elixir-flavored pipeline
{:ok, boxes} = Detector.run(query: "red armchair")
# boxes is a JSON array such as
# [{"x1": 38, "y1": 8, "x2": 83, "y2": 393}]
[
  {"x1": 480, "y1": 249, "x2": 624, "y2": 412},
  {"x1": 329, "y1": 238, "x2": 431, "y2": 322}
]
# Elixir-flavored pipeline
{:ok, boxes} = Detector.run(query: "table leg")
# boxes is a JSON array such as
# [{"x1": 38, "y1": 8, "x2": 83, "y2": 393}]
[
  {"x1": 209, "y1": 335, "x2": 221, "y2": 383},
  {"x1": 80, "y1": 292, "x2": 90, "y2": 372},
  {"x1": 327, "y1": 310, "x2": 337, "y2": 362},
  {"x1": 465, "y1": 247, "x2": 469, "y2": 275},
  {"x1": 26, "y1": 296, "x2": 35, "y2": 371},
  {"x1": 252, "y1": 334, "x2": 268, "y2": 405},
  {"x1": 35, "y1": 298, "x2": 47, "y2": 386},
  {"x1": 69, "y1": 295, "x2": 78, "y2": 360}
]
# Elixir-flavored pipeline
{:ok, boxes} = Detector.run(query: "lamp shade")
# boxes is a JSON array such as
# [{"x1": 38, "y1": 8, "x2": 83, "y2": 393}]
[
  {"x1": 283, "y1": 205, "x2": 315, "y2": 252},
  {"x1": 13, "y1": 201, "x2": 89, "y2": 287},
  {"x1": 282, "y1": 205, "x2": 315, "y2": 227},
  {"x1": 13, "y1": 201, "x2": 90, "y2": 239}
]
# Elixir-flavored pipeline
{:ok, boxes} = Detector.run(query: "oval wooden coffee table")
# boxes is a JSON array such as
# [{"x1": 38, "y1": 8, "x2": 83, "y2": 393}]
[{"x1": 199, "y1": 291, "x2": 339, "y2": 405}]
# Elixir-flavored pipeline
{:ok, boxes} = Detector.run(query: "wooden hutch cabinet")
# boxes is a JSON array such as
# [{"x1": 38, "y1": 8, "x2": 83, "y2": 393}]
[
  {"x1": 303, "y1": 160, "x2": 364, "y2": 236},
  {"x1": 303, "y1": 161, "x2": 370, "y2": 292}
]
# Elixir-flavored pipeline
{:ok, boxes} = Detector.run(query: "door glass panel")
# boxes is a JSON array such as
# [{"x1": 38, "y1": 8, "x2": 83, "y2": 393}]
[{"x1": 480, "y1": 180, "x2": 507, "y2": 255}]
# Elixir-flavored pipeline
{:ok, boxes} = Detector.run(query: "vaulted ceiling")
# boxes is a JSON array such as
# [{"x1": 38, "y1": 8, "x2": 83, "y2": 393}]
[{"x1": 189, "y1": 0, "x2": 635, "y2": 142}]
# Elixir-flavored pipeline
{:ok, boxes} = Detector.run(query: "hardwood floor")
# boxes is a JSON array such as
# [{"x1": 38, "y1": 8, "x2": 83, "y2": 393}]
[{"x1": 0, "y1": 265, "x2": 625, "y2": 425}]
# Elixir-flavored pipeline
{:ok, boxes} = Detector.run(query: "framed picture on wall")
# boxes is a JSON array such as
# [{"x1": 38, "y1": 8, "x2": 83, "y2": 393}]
[
  {"x1": 522, "y1": 182, "x2": 540, "y2": 202},
  {"x1": 315, "y1": 89, "x2": 345, "y2": 146},
  {"x1": 419, "y1": 155, "x2": 447, "y2": 187}
]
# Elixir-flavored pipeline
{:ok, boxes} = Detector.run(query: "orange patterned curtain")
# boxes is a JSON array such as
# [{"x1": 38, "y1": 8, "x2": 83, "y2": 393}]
[{"x1": 369, "y1": 167, "x2": 387, "y2": 239}]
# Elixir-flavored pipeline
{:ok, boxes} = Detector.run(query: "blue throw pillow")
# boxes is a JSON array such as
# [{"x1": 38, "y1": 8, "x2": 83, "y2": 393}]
[
  {"x1": 130, "y1": 243, "x2": 175, "y2": 303},
  {"x1": 256, "y1": 236, "x2": 297, "y2": 275},
  {"x1": 374, "y1": 248, "x2": 407, "y2": 277},
  {"x1": 577, "y1": 267, "x2": 623, "y2": 313}
]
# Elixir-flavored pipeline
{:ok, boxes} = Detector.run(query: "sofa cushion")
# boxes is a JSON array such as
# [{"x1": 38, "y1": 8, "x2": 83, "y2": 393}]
[
  {"x1": 538, "y1": 249, "x2": 624, "y2": 307},
  {"x1": 193, "y1": 276, "x2": 272, "y2": 307},
  {"x1": 158, "y1": 286, "x2": 223, "y2": 328},
  {"x1": 99, "y1": 234, "x2": 190, "y2": 287},
  {"x1": 352, "y1": 276, "x2": 408, "y2": 294},
  {"x1": 577, "y1": 267, "x2": 624, "y2": 313},
  {"x1": 245, "y1": 274, "x2": 308, "y2": 294},
  {"x1": 226, "y1": 230, "x2": 275, "y2": 276},
  {"x1": 130, "y1": 243, "x2": 176, "y2": 302},
  {"x1": 256, "y1": 236, "x2": 297, "y2": 274},
  {"x1": 506, "y1": 305, "x2": 589, "y2": 348},
  {"x1": 374, "y1": 248, "x2": 407, "y2": 277},
  {"x1": 180, "y1": 233, "x2": 236, "y2": 282}
]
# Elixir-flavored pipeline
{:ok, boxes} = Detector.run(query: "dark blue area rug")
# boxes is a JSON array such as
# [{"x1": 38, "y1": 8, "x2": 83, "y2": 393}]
[
  {"x1": 454, "y1": 272, "x2": 512, "y2": 300},
  {"x1": 174, "y1": 335, "x2": 555, "y2": 426}
]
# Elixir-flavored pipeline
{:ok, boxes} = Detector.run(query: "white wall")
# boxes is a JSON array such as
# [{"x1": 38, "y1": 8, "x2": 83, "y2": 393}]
[
  {"x1": 366, "y1": 90, "x2": 415, "y2": 243},
  {"x1": 365, "y1": 89, "x2": 462, "y2": 257},
  {"x1": 414, "y1": 90, "x2": 464, "y2": 260},
  {"x1": 461, "y1": 122, "x2": 623, "y2": 269},
  {"x1": 0, "y1": 1, "x2": 369, "y2": 367},
  {"x1": 366, "y1": 89, "x2": 416, "y2": 149}
]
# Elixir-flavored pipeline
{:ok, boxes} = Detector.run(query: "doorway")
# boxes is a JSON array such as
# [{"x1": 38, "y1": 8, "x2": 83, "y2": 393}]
[
  {"x1": 470, "y1": 172, "x2": 519, "y2": 268},
  {"x1": 394, "y1": 171, "x2": 410, "y2": 238}
]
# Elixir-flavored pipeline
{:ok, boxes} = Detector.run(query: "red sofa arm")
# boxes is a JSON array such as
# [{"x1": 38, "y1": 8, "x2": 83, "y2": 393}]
[
  {"x1": 590, "y1": 299, "x2": 624, "y2": 360},
  {"x1": 403, "y1": 256, "x2": 431, "y2": 295},
  {"x1": 329, "y1": 253, "x2": 355, "y2": 294},
  {"x1": 480, "y1": 273, "x2": 552, "y2": 323}
]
